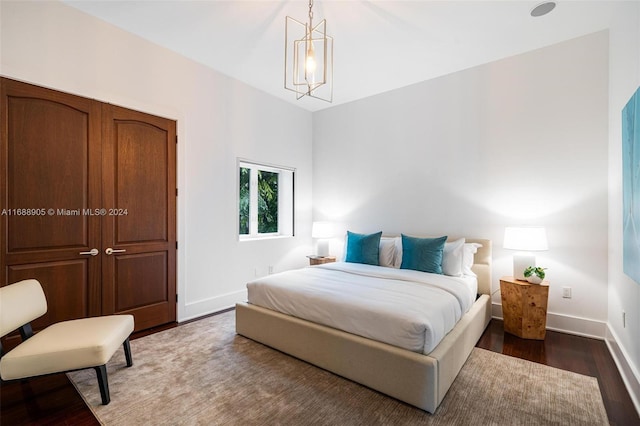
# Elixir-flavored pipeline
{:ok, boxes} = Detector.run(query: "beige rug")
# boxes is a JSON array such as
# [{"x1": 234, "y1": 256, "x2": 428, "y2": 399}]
[{"x1": 68, "y1": 311, "x2": 609, "y2": 425}]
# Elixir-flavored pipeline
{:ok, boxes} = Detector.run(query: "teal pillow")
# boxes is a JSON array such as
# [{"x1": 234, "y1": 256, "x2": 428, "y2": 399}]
[
  {"x1": 345, "y1": 231, "x2": 382, "y2": 265},
  {"x1": 400, "y1": 235, "x2": 447, "y2": 274}
]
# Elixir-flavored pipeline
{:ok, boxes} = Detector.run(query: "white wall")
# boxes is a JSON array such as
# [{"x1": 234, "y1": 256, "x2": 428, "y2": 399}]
[
  {"x1": 313, "y1": 31, "x2": 610, "y2": 338},
  {"x1": 0, "y1": 1, "x2": 313, "y2": 321},
  {"x1": 607, "y1": 1, "x2": 640, "y2": 413}
]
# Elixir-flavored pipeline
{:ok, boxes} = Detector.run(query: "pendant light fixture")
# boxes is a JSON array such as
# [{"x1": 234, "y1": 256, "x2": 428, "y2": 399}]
[{"x1": 284, "y1": 0, "x2": 333, "y2": 102}]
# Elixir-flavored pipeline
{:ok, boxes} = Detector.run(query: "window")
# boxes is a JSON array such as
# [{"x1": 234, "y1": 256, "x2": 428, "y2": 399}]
[{"x1": 238, "y1": 160, "x2": 294, "y2": 239}]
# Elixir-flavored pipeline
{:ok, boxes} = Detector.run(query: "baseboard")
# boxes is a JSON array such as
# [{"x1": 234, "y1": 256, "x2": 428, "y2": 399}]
[
  {"x1": 605, "y1": 325, "x2": 640, "y2": 416},
  {"x1": 181, "y1": 289, "x2": 247, "y2": 322},
  {"x1": 491, "y1": 303, "x2": 606, "y2": 339}
]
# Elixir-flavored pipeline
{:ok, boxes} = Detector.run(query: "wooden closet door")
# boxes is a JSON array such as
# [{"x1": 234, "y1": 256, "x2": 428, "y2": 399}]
[
  {"x1": 101, "y1": 104, "x2": 176, "y2": 331},
  {"x1": 1, "y1": 78, "x2": 102, "y2": 333}
]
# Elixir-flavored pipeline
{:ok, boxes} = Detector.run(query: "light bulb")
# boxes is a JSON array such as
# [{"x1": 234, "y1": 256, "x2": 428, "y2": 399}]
[{"x1": 306, "y1": 45, "x2": 316, "y2": 74}]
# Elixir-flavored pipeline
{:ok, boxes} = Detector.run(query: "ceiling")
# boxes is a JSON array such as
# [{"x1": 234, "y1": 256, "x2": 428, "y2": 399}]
[{"x1": 63, "y1": 1, "x2": 617, "y2": 111}]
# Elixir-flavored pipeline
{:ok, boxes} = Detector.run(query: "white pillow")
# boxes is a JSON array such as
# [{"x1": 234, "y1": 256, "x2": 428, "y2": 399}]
[
  {"x1": 462, "y1": 243, "x2": 483, "y2": 277},
  {"x1": 442, "y1": 238, "x2": 465, "y2": 276},
  {"x1": 392, "y1": 237, "x2": 403, "y2": 268},
  {"x1": 379, "y1": 237, "x2": 399, "y2": 268}
]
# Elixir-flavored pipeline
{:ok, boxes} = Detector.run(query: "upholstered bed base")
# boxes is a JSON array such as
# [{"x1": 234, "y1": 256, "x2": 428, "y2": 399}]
[{"x1": 236, "y1": 294, "x2": 490, "y2": 413}]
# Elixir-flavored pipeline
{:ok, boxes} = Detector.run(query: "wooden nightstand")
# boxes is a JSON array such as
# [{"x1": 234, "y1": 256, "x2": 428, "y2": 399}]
[
  {"x1": 500, "y1": 276, "x2": 549, "y2": 340},
  {"x1": 307, "y1": 255, "x2": 336, "y2": 266}
]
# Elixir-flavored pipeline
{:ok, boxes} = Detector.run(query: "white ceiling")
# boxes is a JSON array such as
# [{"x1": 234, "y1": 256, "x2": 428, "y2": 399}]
[{"x1": 63, "y1": 1, "x2": 617, "y2": 111}]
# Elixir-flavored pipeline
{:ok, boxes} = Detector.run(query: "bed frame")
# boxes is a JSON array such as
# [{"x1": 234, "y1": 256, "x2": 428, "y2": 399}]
[{"x1": 235, "y1": 237, "x2": 492, "y2": 413}]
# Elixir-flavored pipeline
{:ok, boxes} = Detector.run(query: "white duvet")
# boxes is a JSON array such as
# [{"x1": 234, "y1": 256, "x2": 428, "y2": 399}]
[{"x1": 246, "y1": 262, "x2": 478, "y2": 354}]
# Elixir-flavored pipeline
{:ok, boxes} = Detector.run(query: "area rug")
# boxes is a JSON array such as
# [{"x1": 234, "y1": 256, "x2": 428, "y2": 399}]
[{"x1": 68, "y1": 311, "x2": 609, "y2": 425}]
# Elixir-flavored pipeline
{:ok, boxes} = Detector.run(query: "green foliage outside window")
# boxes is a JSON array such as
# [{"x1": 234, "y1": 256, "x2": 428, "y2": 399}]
[
  {"x1": 258, "y1": 171, "x2": 278, "y2": 233},
  {"x1": 239, "y1": 166, "x2": 279, "y2": 235},
  {"x1": 239, "y1": 167, "x2": 250, "y2": 234}
]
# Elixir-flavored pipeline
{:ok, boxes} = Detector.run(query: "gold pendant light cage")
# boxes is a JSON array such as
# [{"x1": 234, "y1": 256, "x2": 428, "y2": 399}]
[{"x1": 284, "y1": 0, "x2": 333, "y2": 102}]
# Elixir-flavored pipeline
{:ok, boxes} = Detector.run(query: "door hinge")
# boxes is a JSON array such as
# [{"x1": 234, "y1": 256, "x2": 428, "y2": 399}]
[
  {"x1": 176, "y1": 241, "x2": 178, "y2": 250},
  {"x1": 175, "y1": 135, "x2": 178, "y2": 144},
  {"x1": 176, "y1": 294, "x2": 178, "y2": 303},
  {"x1": 176, "y1": 188, "x2": 178, "y2": 196}
]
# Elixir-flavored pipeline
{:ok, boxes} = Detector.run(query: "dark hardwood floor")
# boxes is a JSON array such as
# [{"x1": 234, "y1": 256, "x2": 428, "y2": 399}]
[{"x1": 1, "y1": 317, "x2": 638, "y2": 425}]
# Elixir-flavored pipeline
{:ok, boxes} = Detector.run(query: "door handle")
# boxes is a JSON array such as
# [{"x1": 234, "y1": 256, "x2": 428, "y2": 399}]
[
  {"x1": 105, "y1": 247, "x2": 126, "y2": 255},
  {"x1": 79, "y1": 248, "x2": 99, "y2": 256}
]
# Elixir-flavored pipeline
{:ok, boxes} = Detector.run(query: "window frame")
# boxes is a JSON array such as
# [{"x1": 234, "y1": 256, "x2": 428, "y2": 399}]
[{"x1": 237, "y1": 159, "x2": 295, "y2": 241}]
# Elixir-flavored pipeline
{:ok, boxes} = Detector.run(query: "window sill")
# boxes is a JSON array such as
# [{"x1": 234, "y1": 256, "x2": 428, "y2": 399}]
[{"x1": 239, "y1": 234, "x2": 293, "y2": 242}]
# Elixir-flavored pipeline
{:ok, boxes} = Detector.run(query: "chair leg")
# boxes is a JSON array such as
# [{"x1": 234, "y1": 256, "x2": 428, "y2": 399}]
[
  {"x1": 94, "y1": 365, "x2": 110, "y2": 405},
  {"x1": 123, "y1": 338, "x2": 133, "y2": 367}
]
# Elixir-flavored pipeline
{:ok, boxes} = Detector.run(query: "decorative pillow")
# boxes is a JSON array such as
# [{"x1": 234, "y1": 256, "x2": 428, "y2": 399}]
[
  {"x1": 379, "y1": 237, "x2": 399, "y2": 268},
  {"x1": 462, "y1": 243, "x2": 483, "y2": 276},
  {"x1": 400, "y1": 235, "x2": 447, "y2": 274},
  {"x1": 345, "y1": 231, "x2": 382, "y2": 265},
  {"x1": 442, "y1": 238, "x2": 465, "y2": 277}
]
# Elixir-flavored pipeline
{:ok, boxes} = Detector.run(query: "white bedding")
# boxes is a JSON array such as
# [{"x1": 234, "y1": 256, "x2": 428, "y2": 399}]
[{"x1": 246, "y1": 262, "x2": 478, "y2": 354}]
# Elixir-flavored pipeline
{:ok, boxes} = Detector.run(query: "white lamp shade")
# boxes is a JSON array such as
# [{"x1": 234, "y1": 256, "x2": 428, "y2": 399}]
[
  {"x1": 312, "y1": 221, "x2": 333, "y2": 257},
  {"x1": 312, "y1": 221, "x2": 333, "y2": 239},
  {"x1": 503, "y1": 227, "x2": 548, "y2": 251}
]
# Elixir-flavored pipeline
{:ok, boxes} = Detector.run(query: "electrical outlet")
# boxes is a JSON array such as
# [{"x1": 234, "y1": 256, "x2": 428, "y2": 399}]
[
  {"x1": 623, "y1": 311, "x2": 626, "y2": 328},
  {"x1": 562, "y1": 287, "x2": 572, "y2": 299},
  {"x1": 268, "y1": 265, "x2": 274, "y2": 274}
]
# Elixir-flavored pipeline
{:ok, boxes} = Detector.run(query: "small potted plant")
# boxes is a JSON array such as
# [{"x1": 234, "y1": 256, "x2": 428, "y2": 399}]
[{"x1": 524, "y1": 266, "x2": 546, "y2": 284}]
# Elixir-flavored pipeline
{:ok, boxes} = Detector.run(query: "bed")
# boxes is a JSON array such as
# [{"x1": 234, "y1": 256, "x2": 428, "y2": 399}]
[{"x1": 235, "y1": 235, "x2": 492, "y2": 413}]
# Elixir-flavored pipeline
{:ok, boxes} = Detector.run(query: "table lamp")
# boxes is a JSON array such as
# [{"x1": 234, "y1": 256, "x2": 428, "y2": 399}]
[
  {"x1": 503, "y1": 226, "x2": 548, "y2": 280},
  {"x1": 312, "y1": 221, "x2": 333, "y2": 257}
]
